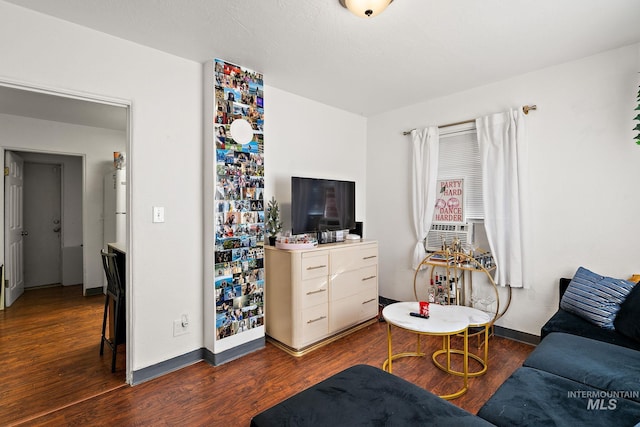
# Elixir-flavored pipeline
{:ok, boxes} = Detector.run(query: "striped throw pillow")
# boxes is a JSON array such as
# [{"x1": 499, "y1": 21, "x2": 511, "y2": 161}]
[{"x1": 560, "y1": 267, "x2": 636, "y2": 330}]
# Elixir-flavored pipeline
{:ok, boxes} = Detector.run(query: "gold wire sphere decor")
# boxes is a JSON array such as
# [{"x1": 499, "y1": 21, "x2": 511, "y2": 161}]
[{"x1": 338, "y1": 0, "x2": 394, "y2": 18}]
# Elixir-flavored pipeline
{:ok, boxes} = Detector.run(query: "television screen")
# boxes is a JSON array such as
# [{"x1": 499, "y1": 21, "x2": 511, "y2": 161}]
[{"x1": 291, "y1": 177, "x2": 356, "y2": 235}]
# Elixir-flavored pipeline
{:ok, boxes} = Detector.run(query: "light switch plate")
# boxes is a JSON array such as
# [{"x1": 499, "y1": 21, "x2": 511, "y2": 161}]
[{"x1": 153, "y1": 206, "x2": 165, "y2": 223}]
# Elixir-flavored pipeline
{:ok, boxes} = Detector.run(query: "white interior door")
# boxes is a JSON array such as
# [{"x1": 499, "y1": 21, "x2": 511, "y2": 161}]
[
  {"x1": 4, "y1": 151, "x2": 25, "y2": 307},
  {"x1": 23, "y1": 162, "x2": 62, "y2": 287}
]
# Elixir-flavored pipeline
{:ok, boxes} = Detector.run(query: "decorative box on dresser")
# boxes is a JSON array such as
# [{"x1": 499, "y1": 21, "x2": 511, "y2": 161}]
[{"x1": 265, "y1": 241, "x2": 379, "y2": 354}]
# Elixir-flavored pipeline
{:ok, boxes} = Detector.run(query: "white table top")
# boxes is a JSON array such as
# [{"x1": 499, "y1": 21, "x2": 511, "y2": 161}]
[
  {"x1": 441, "y1": 305, "x2": 492, "y2": 327},
  {"x1": 383, "y1": 302, "x2": 471, "y2": 334}
]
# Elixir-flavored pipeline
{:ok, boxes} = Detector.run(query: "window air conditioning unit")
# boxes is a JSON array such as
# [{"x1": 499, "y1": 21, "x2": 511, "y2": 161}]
[{"x1": 424, "y1": 222, "x2": 473, "y2": 252}]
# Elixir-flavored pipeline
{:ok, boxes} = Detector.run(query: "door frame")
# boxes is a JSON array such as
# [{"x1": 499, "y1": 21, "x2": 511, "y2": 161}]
[{"x1": 0, "y1": 78, "x2": 133, "y2": 383}]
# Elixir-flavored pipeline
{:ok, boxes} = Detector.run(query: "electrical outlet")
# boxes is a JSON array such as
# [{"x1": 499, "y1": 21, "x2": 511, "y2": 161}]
[{"x1": 173, "y1": 317, "x2": 189, "y2": 336}]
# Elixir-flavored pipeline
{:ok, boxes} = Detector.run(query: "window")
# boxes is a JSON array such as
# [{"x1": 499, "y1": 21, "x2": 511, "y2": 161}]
[{"x1": 425, "y1": 122, "x2": 487, "y2": 251}]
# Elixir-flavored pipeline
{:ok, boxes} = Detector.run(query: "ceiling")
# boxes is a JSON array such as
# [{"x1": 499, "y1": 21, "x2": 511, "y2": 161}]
[
  {"x1": 0, "y1": 85, "x2": 127, "y2": 131},
  {"x1": 4, "y1": 0, "x2": 640, "y2": 118}
]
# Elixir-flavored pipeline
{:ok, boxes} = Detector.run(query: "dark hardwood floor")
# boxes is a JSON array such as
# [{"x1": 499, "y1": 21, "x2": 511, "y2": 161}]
[
  {"x1": 2, "y1": 286, "x2": 535, "y2": 426},
  {"x1": 0, "y1": 285, "x2": 126, "y2": 426}
]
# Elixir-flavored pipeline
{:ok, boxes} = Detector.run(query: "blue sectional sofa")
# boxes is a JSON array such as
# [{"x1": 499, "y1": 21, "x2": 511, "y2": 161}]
[
  {"x1": 478, "y1": 274, "x2": 640, "y2": 426},
  {"x1": 540, "y1": 278, "x2": 640, "y2": 351},
  {"x1": 252, "y1": 273, "x2": 640, "y2": 426},
  {"x1": 478, "y1": 333, "x2": 640, "y2": 426}
]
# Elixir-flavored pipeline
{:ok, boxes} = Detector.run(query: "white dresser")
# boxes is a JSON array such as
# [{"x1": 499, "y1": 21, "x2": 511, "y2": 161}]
[{"x1": 265, "y1": 241, "x2": 378, "y2": 353}]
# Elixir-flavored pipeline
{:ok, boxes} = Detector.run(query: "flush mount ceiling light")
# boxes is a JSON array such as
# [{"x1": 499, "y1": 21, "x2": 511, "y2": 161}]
[{"x1": 339, "y1": 0, "x2": 394, "y2": 18}]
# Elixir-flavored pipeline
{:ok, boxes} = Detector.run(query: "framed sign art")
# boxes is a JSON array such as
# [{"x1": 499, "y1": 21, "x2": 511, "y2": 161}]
[{"x1": 434, "y1": 178, "x2": 464, "y2": 223}]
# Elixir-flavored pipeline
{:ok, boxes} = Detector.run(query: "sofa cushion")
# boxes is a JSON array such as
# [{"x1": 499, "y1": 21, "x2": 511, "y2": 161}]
[
  {"x1": 250, "y1": 364, "x2": 493, "y2": 427},
  {"x1": 524, "y1": 332, "x2": 640, "y2": 403},
  {"x1": 478, "y1": 367, "x2": 640, "y2": 427},
  {"x1": 540, "y1": 308, "x2": 640, "y2": 351},
  {"x1": 614, "y1": 280, "x2": 640, "y2": 342},
  {"x1": 560, "y1": 267, "x2": 635, "y2": 329}
]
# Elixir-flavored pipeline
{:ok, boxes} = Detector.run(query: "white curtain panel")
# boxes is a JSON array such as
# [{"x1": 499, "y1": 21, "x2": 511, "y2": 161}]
[
  {"x1": 411, "y1": 126, "x2": 439, "y2": 269},
  {"x1": 476, "y1": 109, "x2": 528, "y2": 288}
]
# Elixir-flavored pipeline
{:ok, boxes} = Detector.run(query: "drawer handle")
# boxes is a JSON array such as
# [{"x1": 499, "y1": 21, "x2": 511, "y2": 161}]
[
  {"x1": 307, "y1": 315, "x2": 327, "y2": 324},
  {"x1": 363, "y1": 255, "x2": 377, "y2": 260},
  {"x1": 362, "y1": 298, "x2": 376, "y2": 305},
  {"x1": 362, "y1": 275, "x2": 377, "y2": 281},
  {"x1": 306, "y1": 289, "x2": 327, "y2": 296},
  {"x1": 306, "y1": 265, "x2": 327, "y2": 271}
]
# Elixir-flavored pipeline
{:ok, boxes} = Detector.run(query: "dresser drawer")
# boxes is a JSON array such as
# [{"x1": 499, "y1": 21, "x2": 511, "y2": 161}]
[
  {"x1": 299, "y1": 303, "x2": 329, "y2": 345},
  {"x1": 330, "y1": 265, "x2": 377, "y2": 301},
  {"x1": 329, "y1": 287, "x2": 378, "y2": 332},
  {"x1": 330, "y1": 244, "x2": 378, "y2": 275},
  {"x1": 300, "y1": 252, "x2": 329, "y2": 281},
  {"x1": 301, "y1": 276, "x2": 329, "y2": 309}
]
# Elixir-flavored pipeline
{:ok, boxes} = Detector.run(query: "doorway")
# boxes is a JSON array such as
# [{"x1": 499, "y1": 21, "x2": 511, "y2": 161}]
[
  {"x1": 0, "y1": 83, "x2": 128, "y2": 299},
  {"x1": 24, "y1": 161, "x2": 62, "y2": 288},
  {"x1": 3, "y1": 154, "x2": 73, "y2": 305},
  {"x1": 21, "y1": 153, "x2": 83, "y2": 291},
  {"x1": 0, "y1": 81, "x2": 131, "y2": 423}
]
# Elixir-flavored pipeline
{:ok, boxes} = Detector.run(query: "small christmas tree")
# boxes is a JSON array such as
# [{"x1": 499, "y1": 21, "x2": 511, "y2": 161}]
[{"x1": 266, "y1": 196, "x2": 283, "y2": 239}]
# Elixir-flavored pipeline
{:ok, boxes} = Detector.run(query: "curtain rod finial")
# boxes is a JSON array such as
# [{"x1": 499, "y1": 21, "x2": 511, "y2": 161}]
[{"x1": 523, "y1": 105, "x2": 537, "y2": 115}]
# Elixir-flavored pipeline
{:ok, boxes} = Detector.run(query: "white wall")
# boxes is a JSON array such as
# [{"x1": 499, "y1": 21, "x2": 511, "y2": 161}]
[
  {"x1": 5, "y1": 0, "x2": 635, "y2": 376},
  {"x1": 265, "y1": 86, "x2": 368, "y2": 229},
  {"x1": 0, "y1": 2, "x2": 203, "y2": 373},
  {"x1": 0, "y1": 2, "x2": 368, "y2": 375},
  {"x1": 0, "y1": 115, "x2": 124, "y2": 290},
  {"x1": 367, "y1": 43, "x2": 640, "y2": 336}
]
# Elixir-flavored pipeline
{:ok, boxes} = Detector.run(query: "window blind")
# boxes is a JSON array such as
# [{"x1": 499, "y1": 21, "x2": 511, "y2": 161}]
[{"x1": 438, "y1": 124, "x2": 483, "y2": 220}]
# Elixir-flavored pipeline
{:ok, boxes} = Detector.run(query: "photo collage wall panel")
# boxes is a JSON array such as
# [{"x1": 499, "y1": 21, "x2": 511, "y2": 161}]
[{"x1": 213, "y1": 59, "x2": 265, "y2": 340}]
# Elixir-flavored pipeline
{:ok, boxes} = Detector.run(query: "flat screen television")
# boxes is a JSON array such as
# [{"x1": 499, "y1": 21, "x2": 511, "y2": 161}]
[{"x1": 291, "y1": 176, "x2": 356, "y2": 235}]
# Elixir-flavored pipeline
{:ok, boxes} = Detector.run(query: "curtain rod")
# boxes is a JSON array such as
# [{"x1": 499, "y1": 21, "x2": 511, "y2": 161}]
[{"x1": 402, "y1": 104, "x2": 537, "y2": 136}]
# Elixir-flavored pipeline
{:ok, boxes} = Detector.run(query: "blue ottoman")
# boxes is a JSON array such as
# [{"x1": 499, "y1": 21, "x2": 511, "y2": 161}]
[{"x1": 251, "y1": 364, "x2": 492, "y2": 427}]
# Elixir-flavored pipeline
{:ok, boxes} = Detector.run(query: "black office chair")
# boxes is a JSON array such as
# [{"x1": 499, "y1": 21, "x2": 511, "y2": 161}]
[{"x1": 100, "y1": 250, "x2": 124, "y2": 372}]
